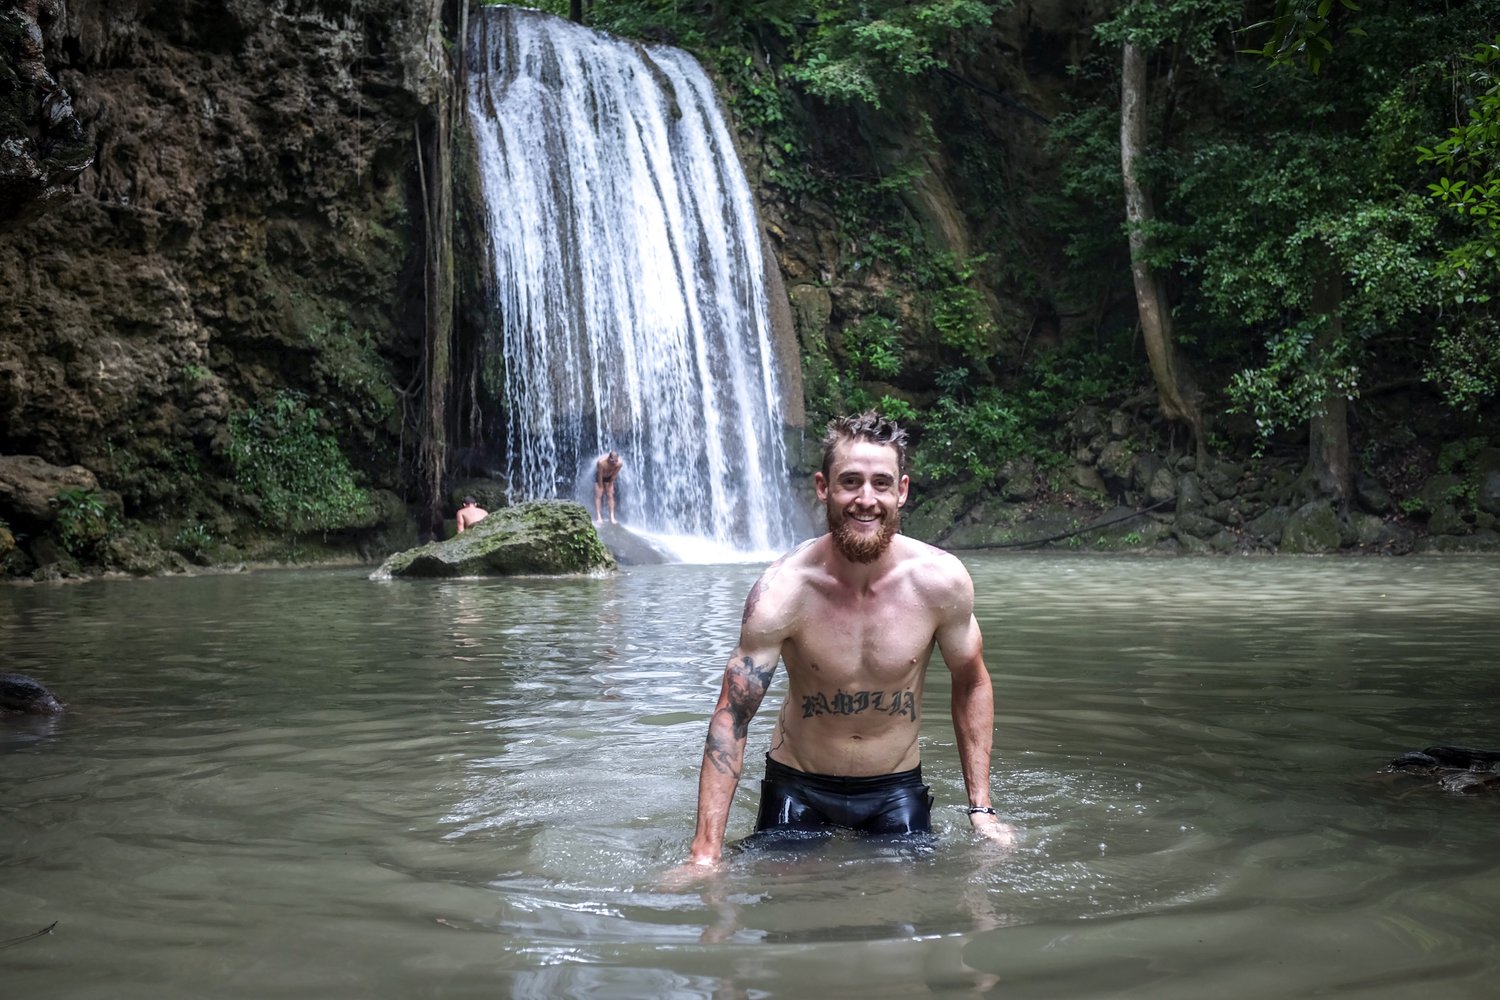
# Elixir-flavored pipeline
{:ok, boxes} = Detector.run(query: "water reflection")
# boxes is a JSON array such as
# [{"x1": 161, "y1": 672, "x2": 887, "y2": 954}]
[{"x1": 1, "y1": 557, "x2": 1499, "y2": 998}]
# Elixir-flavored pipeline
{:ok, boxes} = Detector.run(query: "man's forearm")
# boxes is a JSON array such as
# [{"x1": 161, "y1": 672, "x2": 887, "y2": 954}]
[
  {"x1": 951, "y1": 666, "x2": 996, "y2": 807},
  {"x1": 689, "y1": 652, "x2": 775, "y2": 863},
  {"x1": 689, "y1": 713, "x2": 747, "y2": 861}
]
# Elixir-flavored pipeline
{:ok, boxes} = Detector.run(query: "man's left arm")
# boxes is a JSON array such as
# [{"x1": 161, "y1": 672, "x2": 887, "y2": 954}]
[{"x1": 935, "y1": 566, "x2": 1018, "y2": 846}]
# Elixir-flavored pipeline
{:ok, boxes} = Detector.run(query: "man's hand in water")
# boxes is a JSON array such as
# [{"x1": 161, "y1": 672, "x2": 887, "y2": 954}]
[
  {"x1": 969, "y1": 811, "x2": 1019, "y2": 847},
  {"x1": 660, "y1": 857, "x2": 724, "y2": 891}
]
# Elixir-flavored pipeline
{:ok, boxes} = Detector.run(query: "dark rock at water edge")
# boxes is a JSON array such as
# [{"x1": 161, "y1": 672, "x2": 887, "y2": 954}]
[
  {"x1": 1, "y1": 673, "x2": 64, "y2": 715},
  {"x1": 373, "y1": 501, "x2": 616, "y2": 578},
  {"x1": 1386, "y1": 745, "x2": 1500, "y2": 794}
]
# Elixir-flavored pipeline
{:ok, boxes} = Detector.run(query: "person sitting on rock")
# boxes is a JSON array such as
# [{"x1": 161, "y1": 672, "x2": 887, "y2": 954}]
[{"x1": 456, "y1": 496, "x2": 488, "y2": 533}]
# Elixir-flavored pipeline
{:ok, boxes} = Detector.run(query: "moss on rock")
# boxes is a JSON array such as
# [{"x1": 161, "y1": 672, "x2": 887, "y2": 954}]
[{"x1": 373, "y1": 501, "x2": 616, "y2": 579}]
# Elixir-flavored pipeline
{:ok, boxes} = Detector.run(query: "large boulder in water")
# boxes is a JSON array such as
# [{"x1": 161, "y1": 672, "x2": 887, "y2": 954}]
[
  {"x1": 371, "y1": 500, "x2": 616, "y2": 579},
  {"x1": 594, "y1": 522, "x2": 669, "y2": 566}
]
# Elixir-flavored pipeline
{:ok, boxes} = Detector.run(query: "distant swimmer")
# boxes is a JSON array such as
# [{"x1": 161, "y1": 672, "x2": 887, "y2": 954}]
[
  {"x1": 594, "y1": 450, "x2": 624, "y2": 525},
  {"x1": 455, "y1": 496, "x2": 488, "y2": 533}
]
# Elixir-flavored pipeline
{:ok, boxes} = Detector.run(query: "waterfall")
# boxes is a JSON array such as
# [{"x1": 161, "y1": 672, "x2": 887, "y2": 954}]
[{"x1": 465, "y1": 6, "x2": 797, "y2": 558}]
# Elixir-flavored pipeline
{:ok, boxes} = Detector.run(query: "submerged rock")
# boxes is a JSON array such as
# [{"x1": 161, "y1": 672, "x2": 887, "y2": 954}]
[
  {"x1": 1386, "y1": 745, "x2": 1500, "y2": 794},
  {"x1": 1, "y1": 673, "x2": 64, "y2": 715},
  {"x1": 372, "y1": 500, "x2": 616, "y2": 579}
]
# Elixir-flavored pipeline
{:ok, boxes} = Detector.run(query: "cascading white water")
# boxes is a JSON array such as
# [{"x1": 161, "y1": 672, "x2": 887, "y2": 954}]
[{"x1": 466, "y1": 6, "x2": 796, "y2": 558}]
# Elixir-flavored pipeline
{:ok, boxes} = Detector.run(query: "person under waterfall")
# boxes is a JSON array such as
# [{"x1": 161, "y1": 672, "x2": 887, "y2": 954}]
[
  {"x1": 594, "y1": 450, "x2": 624, "y2": 525},
  {"x1": 685, "y1": 411, "x2": 1017, "y2": 867}
]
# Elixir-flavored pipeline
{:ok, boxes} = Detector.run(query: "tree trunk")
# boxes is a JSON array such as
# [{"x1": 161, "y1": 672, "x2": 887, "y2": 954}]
[
  {"x1": 1307, "y1": 245, "x2": 1352, "y2": 505},
  {"x1": 1120, "y1": 42, "x2": 1207, "y2": 465}
]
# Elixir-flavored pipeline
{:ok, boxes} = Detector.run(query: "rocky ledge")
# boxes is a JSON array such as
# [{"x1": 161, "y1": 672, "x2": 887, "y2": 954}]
[{"x1": 371, "y1": 500, "x2": 616, "y2": 579}]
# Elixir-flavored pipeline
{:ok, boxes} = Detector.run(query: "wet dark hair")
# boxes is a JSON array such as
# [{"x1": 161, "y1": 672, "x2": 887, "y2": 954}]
[
  {"x1": 820, "y1": 411, "x2": 908, "y2": 478},
  {"x1": 462, "y1": 496, "x2": 476, "y2": 505}
]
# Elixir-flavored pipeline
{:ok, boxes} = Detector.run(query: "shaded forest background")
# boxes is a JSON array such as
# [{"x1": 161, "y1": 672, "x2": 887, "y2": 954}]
[{"x1": 2, "y1": 0, "x2": 1498, "y2": 578}]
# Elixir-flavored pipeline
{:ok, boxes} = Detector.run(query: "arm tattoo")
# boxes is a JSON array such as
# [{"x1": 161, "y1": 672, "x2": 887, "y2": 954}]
[
  {"x1": 741, "y1": 579, "x2": 764, "y2": 627},
  {"x1": 726, "y1": 655, "x2": 774, "y2": 737},
  {"x1": 704, "y1": 655, "x2": 775, "y2": 775},
  {"x1": 704, "y1": 728, "x2": 741, "y2": 778}
]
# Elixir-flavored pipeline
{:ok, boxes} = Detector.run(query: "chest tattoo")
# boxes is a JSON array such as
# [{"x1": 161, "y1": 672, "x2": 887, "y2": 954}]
[{"x1": 801, "y1": 688, "x2": 917, "y2": 722}]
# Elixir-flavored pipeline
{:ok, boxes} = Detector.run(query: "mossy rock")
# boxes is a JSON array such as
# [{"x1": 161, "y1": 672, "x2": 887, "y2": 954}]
[
  {"x1": 372, "y1": 501, "x2": 616, "y2": 579},
  {"x1": 1280, "y1": 500, "x2": 1342, "y2": 554}
]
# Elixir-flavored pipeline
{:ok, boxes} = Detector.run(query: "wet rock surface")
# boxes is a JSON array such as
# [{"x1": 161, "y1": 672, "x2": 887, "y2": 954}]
[
  {"x1": 373, "y1": 500, "x2": 616, "y2": 578},
  {"x1": 1386, "y1": 745, "x2": 1500, "y2": 794}
]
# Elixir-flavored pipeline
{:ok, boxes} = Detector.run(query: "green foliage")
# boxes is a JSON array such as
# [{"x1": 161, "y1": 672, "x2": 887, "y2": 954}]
[
  {"x1": 909, "y1": 344, "x2": 1133, "y2": 484},
  {"x1": 913, "y1": 383, "x2": 1025, "y2": 481},
  {"x1": 529, "y1": 1, "x2": 997, "y2": 113},
  {"x1": 1432, "y1": 437, "x2": 1488, "y2": 517},
  {"x1": 875, "y1": 394, "x2": 919, "y2": 424},
  {"x1": 790, "y1": 1, "x2": 999, "y2": 109},
  {"x1": 1096, "y1": 0, "x2": 1247, "y2": 58},
  {"x1": 178, "y1": 362, "x2": 212, "y2": 387},
  {"x1": 1425, "y1": 315, "x2": 1500, "y2": 409},
  {"x1": 844, "y1": 315, "x2": 904, "y2": 379},
  {"x1": 307, "y1": 319, "x2": 398, "y2": 423},
  {"x1": 715, "y1": 52, "x2": 819, "y2": 196},
  {"x1": 922, "y1": 252, "x2": 995, "y2": 364},
  {"x1": 1242, "y1": 0, "x2": 1364, "y2": 75},
  {"x1": 227, "y1": 391, "x2": 376, "y2": 533},
  {"x1": 526, "y1": 0, "x2": 708, "y2": 47},
  {"x1": 173, "y1": 522, "x2": 214, "y2": 559},
  {"x1": 564, "y1": 524, "x2": 610, "y2": 567},
  {"x1": 1415, "y1": 35, "x2": 1500, "y2": 282},
  {"x1": 53, "y1": 488, "x2": 115, "y2": 557},
  {"x1": 1226, "y1": 315, "x2": 1360, "y2": 445},
  {"x1": 1437, "y1": 436, "x2": 1488, "y2": 473}
]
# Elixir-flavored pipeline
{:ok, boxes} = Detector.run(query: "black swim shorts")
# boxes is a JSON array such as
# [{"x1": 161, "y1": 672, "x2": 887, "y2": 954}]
[{"x1": 753, "y1": 754, "x2": 934, "y2": 836}]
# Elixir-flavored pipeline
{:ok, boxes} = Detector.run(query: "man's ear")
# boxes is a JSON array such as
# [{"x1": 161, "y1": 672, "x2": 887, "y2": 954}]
[
  {"x1": 897, "y1": 474, "x2": 910, "y2": 507},
  {"x1": 813, "y1": 470, "x2": 828, "y2": 502}
]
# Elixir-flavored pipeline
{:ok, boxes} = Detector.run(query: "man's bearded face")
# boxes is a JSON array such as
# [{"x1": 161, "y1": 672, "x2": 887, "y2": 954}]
[
  {"x1": 828, "y1": 499, "x2": 900, "y2": 563},
  {"x1": 820, "y1": 440, "x2": 906, "y2": 564}
]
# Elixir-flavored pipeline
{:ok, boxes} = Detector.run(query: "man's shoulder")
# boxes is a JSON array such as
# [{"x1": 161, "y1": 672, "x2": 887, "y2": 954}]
[
  {"x1": 758, "y1": 537, "x2": 824, "y2": 592},
  {"x1": 738, "y1": 539, "x2": 822, "y2": 641},
  {"x1": 744, "y1": 538, "x2": 824, "y2": 614},
  {"x1": 893, "y1": 535, "x2": 973, "y2": 594},
  {"x1": 895, "y1": 534, "x2": 967, "y2": 571}
]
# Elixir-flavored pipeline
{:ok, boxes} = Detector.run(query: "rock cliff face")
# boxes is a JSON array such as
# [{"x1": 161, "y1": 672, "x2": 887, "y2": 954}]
[{"x1": 1, "y1": 0, "x2": 451, "y2": 577}]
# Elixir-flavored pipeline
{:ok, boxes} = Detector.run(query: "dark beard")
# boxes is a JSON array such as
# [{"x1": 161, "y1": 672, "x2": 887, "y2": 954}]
[{"x1": 828, "y1": 506, "x2": 900, "y2": 564}]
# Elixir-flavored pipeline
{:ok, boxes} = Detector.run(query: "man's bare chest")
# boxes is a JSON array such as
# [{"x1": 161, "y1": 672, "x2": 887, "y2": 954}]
[{"x1": 784, "y1": 594, "x2": 937, "y2": 687}]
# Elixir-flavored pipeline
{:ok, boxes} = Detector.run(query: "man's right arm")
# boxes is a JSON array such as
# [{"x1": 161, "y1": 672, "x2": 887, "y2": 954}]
[{"x1": 687, "y1": 647, "x2": 777, "y2": 865}]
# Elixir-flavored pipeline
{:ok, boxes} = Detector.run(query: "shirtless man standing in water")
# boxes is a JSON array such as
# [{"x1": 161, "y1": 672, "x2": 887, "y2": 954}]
[{"x1": 687, "y1": 412, "x2": 1016, "y2": 866}]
